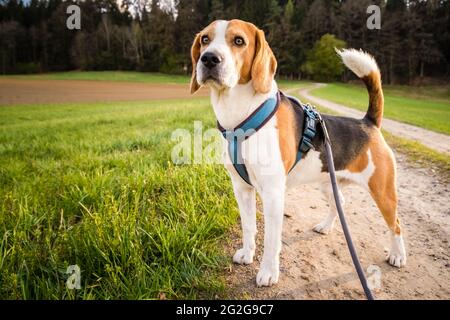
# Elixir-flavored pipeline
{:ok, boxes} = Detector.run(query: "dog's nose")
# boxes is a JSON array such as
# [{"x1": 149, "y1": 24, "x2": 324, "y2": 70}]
[{"x1": 201, "y1": 52, "x2": 222, "y2": 69}]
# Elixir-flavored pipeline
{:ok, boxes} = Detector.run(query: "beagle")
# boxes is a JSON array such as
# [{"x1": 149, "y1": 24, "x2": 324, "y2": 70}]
[{"x1": 190, "y1": 19, "x2": 406, "y2": 287}]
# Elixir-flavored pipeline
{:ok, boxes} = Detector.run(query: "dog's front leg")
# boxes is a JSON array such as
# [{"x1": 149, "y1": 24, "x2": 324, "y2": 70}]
[
  {"x1": 256, "y1": 185, "x2": 285, "y2": 287},
  {"x1": 231, "y1": 177, "x2": 257, "y2": 265}
]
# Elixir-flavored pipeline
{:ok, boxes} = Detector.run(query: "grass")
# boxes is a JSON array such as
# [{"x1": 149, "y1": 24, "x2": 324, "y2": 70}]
[
  {"x1": 382, "y1": 130, "x2": 450, "y2": 177},
  {"x1": 0, "y1": 98, "x2": 239, "y2": 299},
  {"x1": 277, "y1": 79, "x2": 313, "y2": 91},
  {"x1": 1, "y1": 70, "x2": 309, "y2": 91},
  {"x1": 1, "y1": 71, "x2": 191, "y2": 84},
  {"x1": 383, "y1": 84, "x2": 450, "y2": 101},
  {"x1": 310, "y1": 83, "x2": 450, "y2": 135}
]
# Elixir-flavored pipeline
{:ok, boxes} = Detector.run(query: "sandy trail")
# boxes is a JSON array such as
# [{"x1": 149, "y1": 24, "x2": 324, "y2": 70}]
[
  {"x1": 297, "y1": 83, "x2": 450, "y2": 154},
  {"x1": 226, "y1": 153, "x2": 449, "y2": 300},
  {"x1": 226, "y1": 85, "x2": 450, "y2": 300}
]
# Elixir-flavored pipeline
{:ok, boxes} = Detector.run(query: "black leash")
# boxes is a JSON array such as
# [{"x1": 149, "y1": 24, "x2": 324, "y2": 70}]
[{"x1": 317, "y1": 113, "x2": 375, "y2": 300}]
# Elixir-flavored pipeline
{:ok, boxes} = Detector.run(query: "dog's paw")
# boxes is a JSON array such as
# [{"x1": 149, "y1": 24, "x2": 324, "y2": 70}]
[
  {"x1": 256, "y1": 265, "x2": 279, "y2": 287},
  {"x1": 386, "y1": 251, "x2": 406, "y2": 268},
  {"x1": 313, "y1": 219, "x2": 335, "y2": 235},
  {"x1": 386, "y1": 234, "x2": 407, "y2": 268},
  {"x1": 233, "y1": 248, "x2": 254, "y2": 265}
]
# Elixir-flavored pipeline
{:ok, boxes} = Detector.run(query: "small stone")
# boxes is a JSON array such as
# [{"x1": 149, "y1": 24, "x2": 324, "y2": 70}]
[{"x1": 415, "y1": 289, "x2": 424, "y2": 296}]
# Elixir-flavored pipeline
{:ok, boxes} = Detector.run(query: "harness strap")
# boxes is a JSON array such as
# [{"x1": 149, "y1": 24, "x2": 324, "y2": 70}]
[
  {"x1": 218, "y1": 91, "x2": 319, "y2": 186},
  {"x1": 283, "y1": 94, "x2": 319, "y2": 173},
  {"x1": 218, "y1": 92, "x2": 280, "y2": 185}
]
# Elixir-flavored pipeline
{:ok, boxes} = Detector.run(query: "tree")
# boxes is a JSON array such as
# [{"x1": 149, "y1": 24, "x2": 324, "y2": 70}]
[
  {"x1": 174, "y1": 0, "x2": 206, "y2": 73},
  {"x1": 0, "y1": 0, "x2": 448, "y2": 80},
  {"x1": 0, "y1": 20, "x2": 25, "y2": 73},
  {"x1": 284, "y1": 0, "x2": 294, "y2": 23},
  {"x1": 301, "y1": 0, "x2": 336, "y2": 48},
  {"x1": 408, "y1": 0, "x2": 444, "y2": 80},
  {"x1": 302, "y1": 34, "x2": 346, "y2": 82},
  {"x1": 209, "y1": 0, "x2": 225, "y2": 21}
]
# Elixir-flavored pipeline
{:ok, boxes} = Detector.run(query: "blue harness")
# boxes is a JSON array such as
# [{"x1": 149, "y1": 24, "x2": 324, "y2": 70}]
[{"x1": 217, "y1": 91, "x2": 319, "y2": 186}]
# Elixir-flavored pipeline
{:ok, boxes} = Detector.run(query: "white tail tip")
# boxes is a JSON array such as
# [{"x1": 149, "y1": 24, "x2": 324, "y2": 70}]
[{"x1": 336, "y1": 48, "x2": 379, "y2": 78}]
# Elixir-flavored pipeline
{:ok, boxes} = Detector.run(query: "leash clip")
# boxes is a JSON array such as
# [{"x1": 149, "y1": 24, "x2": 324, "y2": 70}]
[{"x1": 315, "y1": 111, "x2": 332, "y2": 146}]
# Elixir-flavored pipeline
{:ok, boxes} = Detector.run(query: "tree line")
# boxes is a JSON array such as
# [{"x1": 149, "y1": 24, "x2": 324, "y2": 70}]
[{"x1": 0, "y1": 0, "x2": 449, "y2": 84}]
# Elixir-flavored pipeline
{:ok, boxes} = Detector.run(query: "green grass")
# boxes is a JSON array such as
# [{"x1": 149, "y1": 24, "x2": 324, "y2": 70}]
[
  {"x1": 277, "y1": 79, "x2": 313, "y2": 90},
  {"x1": 1, "y1": 70, "x2": 311, "y2": 90},
  {"x1": 382, "y1": 130, "x2": 450, "y2": 178},
  {"x1": 2, "y1": 70, "x2": 306, "y2": 86},
  {"x1": 383, "y1": 84, "x2": 450, "y2": 101},
  {"x1": 2, "y1": 71, "x2": 191, "y2": 84},
  {"x1": 0, "y1": 98, "x2": 239, "y2": 299},
  {"x1": 310, "y1": 83, "x2": 450, "y2": 135}
]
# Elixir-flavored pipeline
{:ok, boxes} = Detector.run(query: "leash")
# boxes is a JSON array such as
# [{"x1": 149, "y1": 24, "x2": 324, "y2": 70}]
[{"x1": 317, "y1": 112, "x2": 375, "y2": 300}]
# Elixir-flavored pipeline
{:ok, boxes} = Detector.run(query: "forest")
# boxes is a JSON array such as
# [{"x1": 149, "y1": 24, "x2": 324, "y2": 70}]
[{"x1": 0, "y1": 0, "x2": 449, "y2": 84}]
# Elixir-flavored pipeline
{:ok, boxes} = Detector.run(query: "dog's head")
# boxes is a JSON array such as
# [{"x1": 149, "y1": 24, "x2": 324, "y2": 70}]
[{"x1": 190, "y1": 19, "x2": 277, "y2": 94}]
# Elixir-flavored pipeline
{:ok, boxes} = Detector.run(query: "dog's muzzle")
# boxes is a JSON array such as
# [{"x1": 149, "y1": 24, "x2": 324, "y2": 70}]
[{"x1": 197, "y1": 51, "x2": 227, "y2": 87}]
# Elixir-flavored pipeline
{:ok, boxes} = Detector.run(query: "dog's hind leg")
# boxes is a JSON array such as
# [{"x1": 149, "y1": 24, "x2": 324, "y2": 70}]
[
  {"x1": 368, "y1": 139, "x2": 406, "y2": 267},
  {"x1": 231, "y1": 177, "x2": 257, "y2": 265},
  {"x1": 313, "y1": 181, "x2": 345, "y2": 235}
]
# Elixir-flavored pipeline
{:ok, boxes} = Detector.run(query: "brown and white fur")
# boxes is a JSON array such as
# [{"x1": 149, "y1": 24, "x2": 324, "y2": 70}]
[{"x1": 190, "y1": 19, "x2": 406, "y2": 287}]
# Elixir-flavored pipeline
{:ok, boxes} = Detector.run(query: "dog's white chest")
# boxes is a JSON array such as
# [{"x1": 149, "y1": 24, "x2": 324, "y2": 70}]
[{"x1": 286, "y1": 150, "x2": 325, "y2": 188}]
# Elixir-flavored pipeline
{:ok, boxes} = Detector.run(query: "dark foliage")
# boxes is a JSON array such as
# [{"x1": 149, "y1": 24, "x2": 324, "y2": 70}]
[{"x1": 0, "y1": 0, "x2": 448, "y2": 84}]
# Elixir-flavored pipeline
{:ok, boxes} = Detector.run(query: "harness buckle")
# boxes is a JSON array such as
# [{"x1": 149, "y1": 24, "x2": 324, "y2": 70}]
[{"x1": 300, "y1": 137, "x2": 313, "y2": 153}]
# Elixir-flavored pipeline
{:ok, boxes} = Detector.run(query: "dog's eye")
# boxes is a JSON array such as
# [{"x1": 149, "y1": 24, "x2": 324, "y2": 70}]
[
  {"x1": 234, "y1": 36, "x2": 245, "y2": 46},
  {"x1": 201, "y1": 35, "x2": 210, "y2": 45}
]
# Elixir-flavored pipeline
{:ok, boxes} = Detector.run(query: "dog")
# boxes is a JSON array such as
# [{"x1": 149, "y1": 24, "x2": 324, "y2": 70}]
[{"x1": 190, "y1": 19, "x2": 406, "y2": 287}]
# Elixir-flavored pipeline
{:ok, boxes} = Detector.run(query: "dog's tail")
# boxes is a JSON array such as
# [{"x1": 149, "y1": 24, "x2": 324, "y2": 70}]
[{"x1": 336, "y1": 48, "x2": 384, "y2": 128}]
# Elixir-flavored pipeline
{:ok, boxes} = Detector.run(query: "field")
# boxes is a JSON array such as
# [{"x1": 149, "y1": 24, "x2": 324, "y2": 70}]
[
  {"x1": 0, "y1": 72, "x2": 449, "y2": 300},
  {"x1": 310, "y1": 83, "x2": 450, "y2": 134},
  {"x1": 3, "y1": 71, "x2": 308, "y2": 88}
]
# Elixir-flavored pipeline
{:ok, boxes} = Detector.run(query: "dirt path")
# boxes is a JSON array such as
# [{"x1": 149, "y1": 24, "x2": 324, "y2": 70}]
[
  {"x1": 0, "y1": 79, "x2": 208, "y2": 105},
  {"x1": 297, "y1": 83, "x2": 450, "y2": 154},
  {"x1": 226, "y1": 152, "x2": 449, "y2": 299},
  {"x1": 226, "y1": 84, "x2": 449, "y2": 300}
]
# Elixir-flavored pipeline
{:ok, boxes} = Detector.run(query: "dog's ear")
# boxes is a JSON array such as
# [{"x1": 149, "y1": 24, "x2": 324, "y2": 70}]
[
  {"x1": 251, "y1": 28, "x2": 277, "y2": 94},
  {"x1": 190, "y1": 33, "x2": 202, "y2": 94}
]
